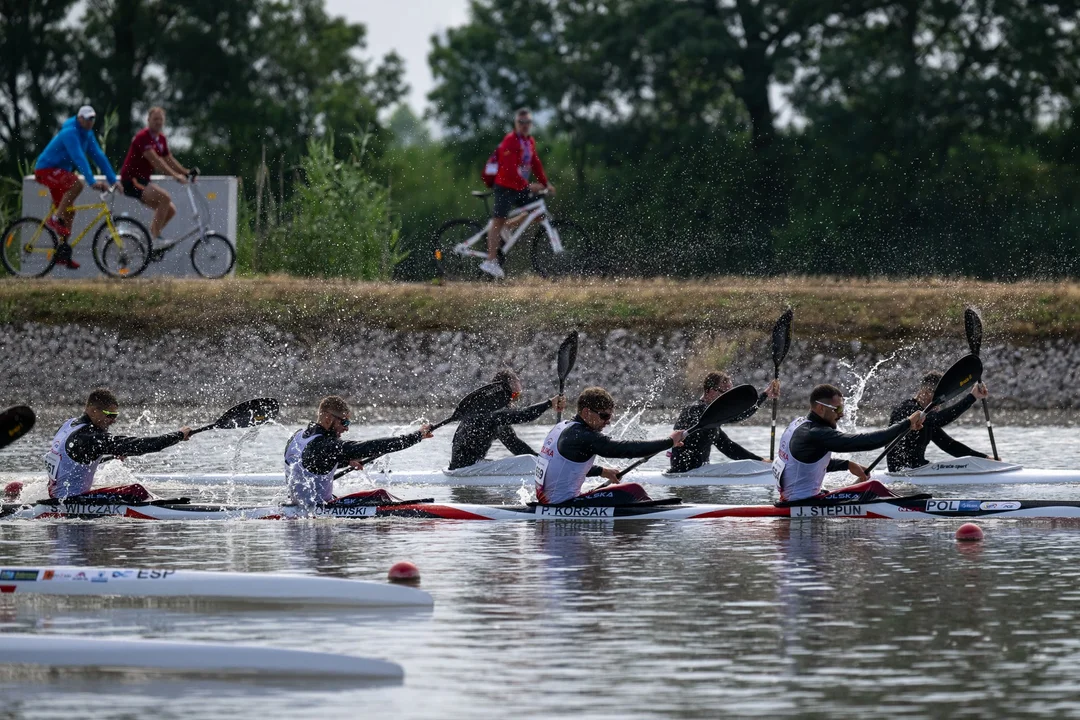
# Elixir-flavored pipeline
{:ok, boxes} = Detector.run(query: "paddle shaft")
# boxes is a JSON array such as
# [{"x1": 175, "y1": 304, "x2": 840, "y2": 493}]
[
  {"x1": 334, "y1": 414, "x2": 454, "y2": 480},
  {"x1": 769, "y1": 367, "x2": 780, "y2": 460},
  {"x1": 611, "y1": 426, "x2": 702, "y2": 482},
  {"x1": 865, "y1": 413, "x2": 922, "y2": 474},
  {"x1": 981, "y1": 398, "x2": 1000, "y2": 460},
  {"x1": 965, "y1": 308, "x2": 999, "y2": 460}
]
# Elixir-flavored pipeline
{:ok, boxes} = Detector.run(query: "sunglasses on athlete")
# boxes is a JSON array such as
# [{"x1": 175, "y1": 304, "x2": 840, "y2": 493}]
[
  {"x1": 331, "y1": 414, "x2": 351, "y2": 428},
  {"x1": 101, "y1": 410, "x2": 119, "y2": 418},
  {"x1": 816, "y1": 401, "x2": 844, "y2": 414},
  {"x1": 596, "y1": 411, "x2": 613, "y2": 421}
]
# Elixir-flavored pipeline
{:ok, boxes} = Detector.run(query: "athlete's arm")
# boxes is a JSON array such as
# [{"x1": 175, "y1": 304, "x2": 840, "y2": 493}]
[
  {"x1": 924, "y1": 394, "x2": 977, "y2": 429},
  {"x1": 490, "y1": 400, "x2": 551, "y2": 425},
  {"x1": 494, "y1": 424, "x2": 536, "y2": 456},
  {"x1": 86, "y1": 134, "x2": 117, "y2": 185},
  {"x1": 530, "y1": 142, "x2": 549, "y2": 187},
  {"x1": 68, "y1": 428, "x2": 184, "y2": 463},
  {"x1": 340, "y1": 431, "x2": 426, "y2": 464},
  {"x1": 162, "y1": 152, "x2": 189, "y2": 177},
  {"x1": 713, "y1": 428, "x2": 763, "y2": 461},
  {"x1": 558, "y1": 424, "x2": 673, "y2": 462},
  {"x1": 806, "y1": 421, "x2": 911, "y2": 454},
  {"x1": 930, "y1": 427, "x2": 987, "y2": 459}
]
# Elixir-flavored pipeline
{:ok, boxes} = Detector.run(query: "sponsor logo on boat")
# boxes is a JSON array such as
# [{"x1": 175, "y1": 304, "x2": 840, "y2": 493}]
[
  {"x1": 790, "y1": 505, "x2": 866, "y2": 517},
  {"x1": 90, "y1": 571, "x2": 108, "y2": 583},
  {"x1": 0, "y1": 569, "x2": 39, "y2": 581},
  {"x1": 925, "y1": 500, "x2": 986, "y2": 512},
  {"x1": 535, "y1": 506, "x2": 615, "y2": 518},
  {"x1": 136, "y1": 570, "x2": 176, "y2": 580},
  {"x1": 979, "y1": 501, "x2": 1021, "y2": 511},
  {"x1": 322, "y1": 506, "x2": 376, "y2": 518},
  {"x1": 43, "y1": 570, "x2": 54, "y2": 580},
  {"x1": 111, "y1": 570, "x2": 134, "y2": 578},
  {"x1": 932, "y1": 463, "x2": 970, "y2": 470}
]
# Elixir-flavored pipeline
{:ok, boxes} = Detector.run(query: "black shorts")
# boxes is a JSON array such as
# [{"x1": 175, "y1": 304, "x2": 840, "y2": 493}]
[
  {"x1": 121, "y1": 177, "x2": 150, "y2": 200},
  {"x1": 493, "y1": 185, "x2": 532, "y2": 218}
]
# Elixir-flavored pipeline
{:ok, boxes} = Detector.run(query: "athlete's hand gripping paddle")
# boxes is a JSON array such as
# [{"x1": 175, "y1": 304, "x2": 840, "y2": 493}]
[
  {"x1": 556, "y1": 330, "x2": 578, "y2": 423},
  {"x1": 769, "y1": 308, "x2": 793, "y2": 460},
  {"x1": 606, "y1": 384, "x2": 761, "y2": 484},
  {"x1": 865, "y1": 354, "x2": 984, "y2": 474},
  {"x1": 0, "y1": 406, "x2": 35, "y2": 450},
  {"x1": 334, "y1": 381, "x2": 514, "y2": 480},
  {"x1": 965, "y1": 307, "x2": 1000, "y2": 460}
]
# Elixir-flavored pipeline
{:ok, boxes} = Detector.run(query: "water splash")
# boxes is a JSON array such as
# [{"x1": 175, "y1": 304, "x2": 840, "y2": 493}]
[{"x1": 836, "y1": 348, "x2": 907, "y2": 432}]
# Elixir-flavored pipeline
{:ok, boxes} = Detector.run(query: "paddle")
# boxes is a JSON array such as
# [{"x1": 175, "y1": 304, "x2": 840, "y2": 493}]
[
  {"x1": 0, "y1": 406, "x2": 35, "y2": 450},
  {"x1": 556, "y1": 330, "x2": 578, "y2": 422},
  {"x1": 189, "y1": 398, "x2": 281, "y2": 436},
  {"x1": 769, "y1": 308, "x2": 794, "y2": 460},
  {"x1": 609, "y1": 383, "x2": 761, "y2": 482},
  {"x1": 334, "y1": 380, "x2": 514, "y2": 480},
  {"x1": 964, "y1": 307, "x2": 1000, "y2": 460},
  {"x1": 865, "y1": 354, "x2": 983, "y2": 473}
]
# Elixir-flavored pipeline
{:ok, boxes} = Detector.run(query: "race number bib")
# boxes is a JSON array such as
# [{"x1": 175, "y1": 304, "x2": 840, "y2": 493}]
[
  {"x1": 771, "y1": 456, "x2": 786, "y2": 484},
  {"x1": 44, "y1": 450, "x2": 61, "y2": 480}
]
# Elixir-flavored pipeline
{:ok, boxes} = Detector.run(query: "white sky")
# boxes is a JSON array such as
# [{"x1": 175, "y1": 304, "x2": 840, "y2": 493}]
[{"x1": 324, "y1": 0, "x2": 471, "y2": 116}]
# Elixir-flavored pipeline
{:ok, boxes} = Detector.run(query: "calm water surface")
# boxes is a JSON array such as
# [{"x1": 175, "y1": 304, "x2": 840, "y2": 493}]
[{"x1": 2, "y1": 415, "x2": 1080, "y2": 719}]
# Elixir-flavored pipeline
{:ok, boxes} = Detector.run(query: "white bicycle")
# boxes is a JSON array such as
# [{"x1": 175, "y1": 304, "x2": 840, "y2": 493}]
[
  {"x1": 145, "y1": 175, "x2": 236, "y2": 278},
  {"x1": 433, "y1": 190, "x2": 586, "y2": 280}
]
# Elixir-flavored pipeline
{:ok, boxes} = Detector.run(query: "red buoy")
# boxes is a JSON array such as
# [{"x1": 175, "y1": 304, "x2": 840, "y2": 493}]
[
  {"x1": 388, "y1": 561, "x2": 420, "y2": 583},
  {"x1": 955, "y1": 523, "x2": 984, "y2": 542},
  {"x1": 3, "y1": 481, "x2": 23, "y2": 501}
]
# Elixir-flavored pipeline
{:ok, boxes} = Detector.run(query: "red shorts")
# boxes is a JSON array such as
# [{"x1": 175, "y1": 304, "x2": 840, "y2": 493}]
[{"x1": 34, "y1": 168, "x2": 79, "y2": 207}]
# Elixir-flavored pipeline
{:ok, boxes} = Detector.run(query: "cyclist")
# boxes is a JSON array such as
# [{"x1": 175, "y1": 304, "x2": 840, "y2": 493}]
[
  {"x1": 32, "y1": 105, "x2": 118, "y2": 269},
  {"x1": 119, "y1": 106, "x2": 193, "y2": 252},
  {"x1": 481, "y1": 107, "x2": 555, "y2": 279}
]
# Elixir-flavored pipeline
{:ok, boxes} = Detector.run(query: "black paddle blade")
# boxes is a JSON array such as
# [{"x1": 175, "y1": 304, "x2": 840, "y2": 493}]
[
  {"x1": 964, "y1": 307, "x2": 983, "y2": 357},
  {"x1": 695, "y1": 384, "x2": 761, "y2": 431},
  {"x1": 213, "y1": 398, "x2": 281, "y2": 429},
  {"x1": 932, "y1": 355, "x2": 983, "y2": 408},
  {"x1": 771, "y1": 308, "x2": 794, "y2": 371},
  {"x1": 450, "y1": 381, "x2": 514, "y2": 422},
  {"x1": 0, "y1": 406, "x2": 35, "y2": 450},
  {"x1": 557, "y1": 330, "x2": 579, "y2": 382}
]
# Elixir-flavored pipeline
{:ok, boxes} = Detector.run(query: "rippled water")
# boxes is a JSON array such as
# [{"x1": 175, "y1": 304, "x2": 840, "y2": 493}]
[{"x1": 3, "y1": 416, "x2": 1080, "y2": 718}]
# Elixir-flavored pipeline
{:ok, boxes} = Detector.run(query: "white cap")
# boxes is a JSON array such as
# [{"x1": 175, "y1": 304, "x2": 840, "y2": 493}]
[{"x1": 77, "y1": 105, "x2": 96, "y2": 120}]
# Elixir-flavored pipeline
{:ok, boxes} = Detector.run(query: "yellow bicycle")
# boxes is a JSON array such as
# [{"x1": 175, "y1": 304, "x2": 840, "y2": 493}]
[{"x1": 1, "y1": 189, "x2": 152, "y2": 278}]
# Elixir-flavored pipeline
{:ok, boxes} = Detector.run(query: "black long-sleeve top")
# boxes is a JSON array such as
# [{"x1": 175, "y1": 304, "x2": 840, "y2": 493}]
[
  {"x1": 449, "y1": 399, "x2": 552, "y2": 470},
  {"x1": 886, "y1": 395, "x2": 985, "y2": 471},
  {"x1": 557, "y1": 415, "x2": 674, "y2": 477},
  {"x1": 668, "y1": 391, "x2": 768, "y2": 472},
  {"x1": 66, "y1": 414, "x2": 184, "y2": 464},
  {"x1": 298, "y1": 424, "x2": 425, "y2": 474},
  {"x1": 788, "y1": 412, "x2": 911, "y2": 472}
]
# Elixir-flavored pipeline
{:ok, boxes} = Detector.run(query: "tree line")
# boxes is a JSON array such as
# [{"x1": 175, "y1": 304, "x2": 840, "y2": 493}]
[{"x1": 3, "y1": 0, "x2": 1079, "y2": 280}]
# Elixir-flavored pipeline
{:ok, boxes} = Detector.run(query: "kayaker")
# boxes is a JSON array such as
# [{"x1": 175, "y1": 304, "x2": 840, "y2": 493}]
[
  {"x1": 448, "y1": 369, "x2": 566, "y2": 470},
  {"x1": 535, "y1": 386, "x2": 686, "y2": 504},
  {"x1": 668, "y1": 371, "x2": 780, "y2": 472},
  {"x1": 886, "y1": 372, "x2": 991, "y2": 471},
  {"x1": 773, "y1": 384, "x2": 924, "y2": 503},
  {"x1": 45, "y1": 388, "x2": 191, "y2": 501},
  {"x1": 285, "y1": 395, "x2": 433, "y2": 507}
]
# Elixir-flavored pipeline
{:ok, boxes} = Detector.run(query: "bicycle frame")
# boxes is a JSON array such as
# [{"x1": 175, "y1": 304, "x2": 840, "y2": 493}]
[
  {"x1": 19, "y1": 197, "x2": 127, "y2": 259},
  {"x1": 452, "y1": 197, "x2": 564, "y2": 260},
  {"x1": 154, "y1": 184, "x2": 211, "y2": 251}
]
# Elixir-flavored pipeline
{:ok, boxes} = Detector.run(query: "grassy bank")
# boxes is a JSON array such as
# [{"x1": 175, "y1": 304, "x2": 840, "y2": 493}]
[{"x1": 0, "y1": 276, "x2": 1077, "y2": 343}]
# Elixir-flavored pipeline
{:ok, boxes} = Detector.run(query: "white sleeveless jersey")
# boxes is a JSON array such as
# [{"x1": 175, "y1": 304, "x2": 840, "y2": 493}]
[
  {"x1": 285, "y1": 428, "x2": 336, "y2": 506},
  {"x1": 535, "y1": 420, "x2": 595, "y2": 503},
  {"x1": 45, "y1": 418, "x2": 100, "y2": 498},
  {"x1": 773, "y1": 416, "x2": 832, "y2": 502}
]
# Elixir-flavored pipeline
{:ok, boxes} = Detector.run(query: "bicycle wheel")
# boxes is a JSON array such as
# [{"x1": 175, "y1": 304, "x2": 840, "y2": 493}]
[
  {"x1": 93, "y1": 217, "x2": 152, "y2": 278},
  {"x1": 191, "y1": 232, "x2": 236, "y2": 278},
  {"x1": 433, "y1": 219, "x2": 486, "y2": 281},
  {"x1": 1, "y1": 218, "x2": 58, "y2": 277},
  {"x1": 531, "y1": 219, "x2": 587, "y2": 278}
]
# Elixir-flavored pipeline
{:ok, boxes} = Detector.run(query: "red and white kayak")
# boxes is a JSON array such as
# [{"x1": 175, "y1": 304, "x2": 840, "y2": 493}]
[
  {"x1": 5, "y1": 496, "x2": 1080, "y2": 521},
  {"x1": 0, "y1": 566, "x2": 433, "y2": 607}
]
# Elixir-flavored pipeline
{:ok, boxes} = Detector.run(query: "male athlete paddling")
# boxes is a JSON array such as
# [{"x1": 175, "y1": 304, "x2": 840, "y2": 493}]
[
  {"x1": 46, "y1": 388, "x2": 191, "y2": 501},
  {"x1": 285, "y1": 396, "x2": 433, "y2": 508},
  {"x1": 773, "y1": 384, "x2": 924, "y2": 503},
  {"x1": 119, "y1": 106, "x2": 193, "y2": 251},
  {"x1": 535, "y1": 387, "x2": 685, "y2": 505}
]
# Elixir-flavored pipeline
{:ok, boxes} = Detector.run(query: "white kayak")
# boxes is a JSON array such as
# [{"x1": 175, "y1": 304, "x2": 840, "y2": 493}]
[
  {"x1": 880, "y1": 456, "x2": 1080, "y2": 485},
  {"x1": 0, "y1": 634, "x2": 403, "y2": 679},
  {"x1": 0, "y1": 566, "x2": 433, "y2": 607}
]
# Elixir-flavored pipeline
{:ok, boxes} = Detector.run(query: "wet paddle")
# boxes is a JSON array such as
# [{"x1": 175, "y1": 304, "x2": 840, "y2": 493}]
[
  {"x1": 965, "y1": 307, "x2": 1000, "y2": 460},
  {"x1": 611, "y1": 384, "x2": 761, "y2": 481},
  {"x1": 334, "y1": 381, "x2": 514, "y2": 479},
  {"x1": 0, "y1": 406, "x2": 35, "y2": 450},
  {"x1": 865, "y1": 354, "x2": 983, "y2": 473},
  {"x1": 556, "y1": 330, "x2": 578, "y2": 422},
  {"x1": 769, "y1": 308, "x2": 794, "y2": 460}
]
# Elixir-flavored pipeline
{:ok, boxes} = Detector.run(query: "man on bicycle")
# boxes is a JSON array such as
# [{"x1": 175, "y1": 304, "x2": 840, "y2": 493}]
[
  {"x1": 119, "y1": 106, "x2": 192, "y2": 252},
  {"x1": 482, "y1": 107, "x2": 555, "y2": 279},
  {"x1": 32, "y1": 105, "x2": 118, "y2": 269}
]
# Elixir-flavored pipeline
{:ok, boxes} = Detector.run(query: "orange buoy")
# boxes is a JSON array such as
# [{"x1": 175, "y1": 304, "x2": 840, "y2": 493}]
[
  {"x1": 955, "y1": 523, "x2": 984, "y2": 541},
  {"x1": 388, "y1": 561, "x2": 420, "y2": 583}
]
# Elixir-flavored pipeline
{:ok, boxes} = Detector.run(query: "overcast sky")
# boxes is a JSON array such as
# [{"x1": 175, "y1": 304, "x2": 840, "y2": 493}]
[{"x1": 325, "y1": 0, "x2": 471, "y2": 116}]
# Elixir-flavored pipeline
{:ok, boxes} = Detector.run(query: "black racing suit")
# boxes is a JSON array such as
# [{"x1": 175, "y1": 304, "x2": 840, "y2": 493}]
[
  {"x1": 668, "y1": 391, "x2": 768, "y2": 472},
  {"x1": 557, "y1": 415, "x2": 675, "y2": 476},
  {"x1": 449, "y1": 399, "x2": 552, "y2": 470},
  {"x1": 885, "y1": 395, "x2": 985, "y2": 471},
  {"x1": 786, "y1": 412, "x2": 911, "y2": 472},
  {"x1": 66, "y1": 414, "x2": 185, "y2": 464},
  {"x1": 297, "y1": 424, "x2": 426, "y2": 475}
]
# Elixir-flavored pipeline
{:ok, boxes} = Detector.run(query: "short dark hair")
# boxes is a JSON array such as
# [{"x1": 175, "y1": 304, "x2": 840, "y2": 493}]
[
  {"x1": 577, "y1": 387, "x2": 614, "y2": 413},
  {"x1": 515, "y1": 107, "x2": 531, "y2": 118},
  {"x1": 703, "y1": 371, "x2": 732, "y2": 392},
  {"x1": 920, "y1": 371, "x2": 943, "y2": 389},
  {"x1": 86, "y1": 388, "x2": 118, "y2": 410},
  {"x1": 809, "y1": 384, "x2": 842, "y2": 405},
  {"x1": 491, "y1": 368, "x2": 519, "y2": 387},
  {"x1": 318, "y1": 395, "x2": 350, "y2": 417}
]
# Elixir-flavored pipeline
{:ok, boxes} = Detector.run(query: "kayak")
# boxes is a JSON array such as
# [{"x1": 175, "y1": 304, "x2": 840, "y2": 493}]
[
  {"x1": 0, "y1": 634, "x2": 403, "y2": 680},
  {"x1": 5, "y1": 495, "x2": 1080, "y2": 521},
  {"x1": 130, "y1": 457, "x2": 1080, "y2": 488},
  {"x1": 0, "y1": 566, "x2": 433, "y2": 607}
]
